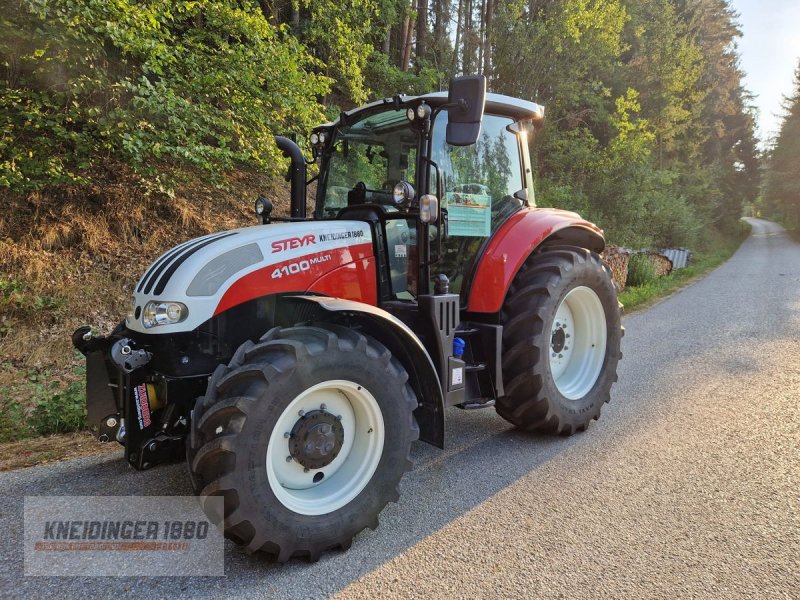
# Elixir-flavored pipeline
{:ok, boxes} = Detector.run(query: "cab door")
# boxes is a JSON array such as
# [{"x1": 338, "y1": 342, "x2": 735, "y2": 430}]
[{"x1": 429, "y1": 112, "x2": 528, "y2": 297}]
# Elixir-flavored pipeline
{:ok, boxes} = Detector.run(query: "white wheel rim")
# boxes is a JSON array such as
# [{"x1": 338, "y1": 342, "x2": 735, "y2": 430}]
[
  {"x1": 266, "y1": 380, "x2": 384, "y2": 515},
  {"x1": 549, "y1": 286, "x2": 607, "y2": 400}
]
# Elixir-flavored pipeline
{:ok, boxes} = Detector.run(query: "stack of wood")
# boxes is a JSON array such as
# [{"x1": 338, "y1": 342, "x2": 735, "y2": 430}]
[
  {"x1": 602, "y1": 245, "x2": 631, "y2": 291},
  {"x1": 645, "y1": 253, "x2": 673, "y2": 277}
]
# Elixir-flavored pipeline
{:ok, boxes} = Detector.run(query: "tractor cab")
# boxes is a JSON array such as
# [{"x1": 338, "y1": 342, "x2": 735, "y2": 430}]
[{"x1": 285, "y1": 79, "x2": 545, "y2": 305}]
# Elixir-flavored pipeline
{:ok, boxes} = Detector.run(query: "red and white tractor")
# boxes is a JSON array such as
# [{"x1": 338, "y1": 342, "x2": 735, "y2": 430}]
[{"x1": 73, "y1": 76, "x2": 622, "y2": 561}]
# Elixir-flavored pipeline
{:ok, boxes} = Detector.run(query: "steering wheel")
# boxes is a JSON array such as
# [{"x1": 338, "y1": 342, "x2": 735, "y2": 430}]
[
  {"x1": 350, "y1": 181, "x2": 392, "y2": 205},
  {"x1": 492, "y1": 195, "x2": 523, "y2": 221}
]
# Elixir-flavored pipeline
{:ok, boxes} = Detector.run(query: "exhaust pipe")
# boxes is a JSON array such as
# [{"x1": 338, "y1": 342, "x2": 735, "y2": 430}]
[{"x1": 275, "y1": 136, "x2": 307, "y2": 219}]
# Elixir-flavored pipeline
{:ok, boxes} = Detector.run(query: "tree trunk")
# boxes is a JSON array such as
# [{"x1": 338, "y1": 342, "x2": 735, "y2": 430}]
[
  {"x1": 383, "y1": 25, "x2": 391, "y2": 54},
  {"x1": 258, "y1": 0, "x2": 271, "y2": 20},
  {"x1": 416, "y1": 0, "x2": 428, "y2": 63},
  {"x1": 478, "y1": 0, "x2": 485, "y2": 74},
  {"x1": 452, "y1": 0, "x2": 464, "y2": 74},
  {"x1": 464, "y1": 0, "x2": 473, "y2": 74},
  {"x1": 399, "y1": 15, "x2": 410, "y2": 69},
  {"x1": 483, "y1": 0, "x2": 493, "y2": 79},
  {"x1": 433, "y1": 0, "x2": 447, "y2": 39},
  {"x1": 401, "y1": 12, "x2": 415, "y2": 71}
]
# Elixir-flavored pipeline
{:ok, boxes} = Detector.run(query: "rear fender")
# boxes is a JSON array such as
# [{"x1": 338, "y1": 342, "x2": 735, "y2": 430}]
[
  {"x1": 279, "y1": 296, "x2": 445, "y2": 448},
  {"x1": 466, "y1": 208, "x2": 605, "y2": 313}
]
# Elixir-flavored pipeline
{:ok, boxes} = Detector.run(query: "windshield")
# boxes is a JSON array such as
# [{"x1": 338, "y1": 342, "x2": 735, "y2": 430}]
[
  {"x1": 430, "y1": 111, "x2": 526, "y2": 295},
  {"x1": 318, "y1": 109, "x2": 418, "y2": 218},
  {"x1": 431, "y1": 112, "x2": 524, "y2": 236}
]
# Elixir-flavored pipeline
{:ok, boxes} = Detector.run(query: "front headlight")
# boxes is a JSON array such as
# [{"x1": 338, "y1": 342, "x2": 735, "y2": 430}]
[{"x1": 142, "y1": 301, "x2": 189, "y2": 328}]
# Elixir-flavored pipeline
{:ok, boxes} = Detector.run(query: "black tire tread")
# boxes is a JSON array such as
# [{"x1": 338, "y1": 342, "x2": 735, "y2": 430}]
[
  {"x1": 496, "y1": 245, "x2": 623, "y2": 434},
  {"x1": 187, "y1": 323, "x2": 418, "y2": 562}
]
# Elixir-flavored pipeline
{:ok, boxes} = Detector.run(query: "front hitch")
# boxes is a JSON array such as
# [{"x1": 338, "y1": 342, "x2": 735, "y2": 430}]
[
  {"x1": 110, "y1": 338, "x2": 152, "y2": 373},
  {"x1": 72, "y1": 325, "x2": 208, "y2": 470},
  {"x1": 72, "y1": 326, "x2": 122, "y2": 443}
]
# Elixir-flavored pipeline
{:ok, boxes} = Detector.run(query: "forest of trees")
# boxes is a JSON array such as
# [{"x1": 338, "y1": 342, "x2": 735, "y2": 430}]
[
  {"x1": 761, "y1": 62, "x2": 800, "y2": 234},
  {"x1": 1, "y1": 0, "x2": 761, "y2": 248}
]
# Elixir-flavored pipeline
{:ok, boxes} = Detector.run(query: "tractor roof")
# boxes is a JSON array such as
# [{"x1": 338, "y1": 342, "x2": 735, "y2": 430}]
[
  {"x1": 321, "y1": 92, "x2": 544, "y2": 128},
  {"x1": 417, "y1": 91, "x2": 544, "y2": 121}
]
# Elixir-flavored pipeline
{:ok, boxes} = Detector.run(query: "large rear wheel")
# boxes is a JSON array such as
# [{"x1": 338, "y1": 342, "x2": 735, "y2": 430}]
[
  {"x1": 496, "y1": 246, "x2": 622, "y2": 434},
  {"x1": 187, "y1": 324, "x2": 418, "y2": 561}
]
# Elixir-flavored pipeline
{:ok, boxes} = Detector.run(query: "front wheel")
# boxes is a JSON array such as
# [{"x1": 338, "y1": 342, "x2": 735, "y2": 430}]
[
  {"x1": 497, "y1": 246, "x2": 623, "y2": 434},
  {"x1": 187, "y1": 324, "x2": 418, "y2": 561}
]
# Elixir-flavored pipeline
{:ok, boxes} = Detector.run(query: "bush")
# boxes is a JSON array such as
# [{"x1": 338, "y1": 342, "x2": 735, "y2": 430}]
[
  {"x1": 0, "y1": 398, "x2": 30, "y2": 443},
  {"x1": 625, "y1": 254, "x2": 658, "y2": 287},
  {"x1": 0, "y1": 363, "x2": 86, "y2": 442},
  {"x1": 29, "y1": 379, "x2": 86, "y2": 436},
  {"x1": 0, "y1": 0, "x2": 330, "y2": 191}
]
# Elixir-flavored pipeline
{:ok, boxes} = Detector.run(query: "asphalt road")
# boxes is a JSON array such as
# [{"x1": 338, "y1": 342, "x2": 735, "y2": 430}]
[{"x1": 1, "y1": 218, "x2": 798, "y2": 598}]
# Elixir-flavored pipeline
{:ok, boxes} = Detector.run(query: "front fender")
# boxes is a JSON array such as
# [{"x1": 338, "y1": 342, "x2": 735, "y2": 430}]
[
  {"x1": 281, "y1": 296, "x2": 445, "y2": 448},
  {"x1": 466, "y1": 208, "x2": 605, "y2": 313}
]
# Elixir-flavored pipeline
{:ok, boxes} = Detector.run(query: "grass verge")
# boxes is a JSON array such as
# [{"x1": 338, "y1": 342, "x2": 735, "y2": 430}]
[
  {"x1": 0, "y1": 431, "x2": 121, "y2": 472},
  {"x1": 619, "y1": 221, "x2": 751, "y2": 312},
  {"x1": 0, "y1": 360, "x2": 87, "y2": 443}
]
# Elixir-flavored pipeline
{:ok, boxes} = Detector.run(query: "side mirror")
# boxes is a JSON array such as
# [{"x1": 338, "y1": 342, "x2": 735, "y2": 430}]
[{"x1": 446, "y1": 75, "x2": 487, "y2": 146}]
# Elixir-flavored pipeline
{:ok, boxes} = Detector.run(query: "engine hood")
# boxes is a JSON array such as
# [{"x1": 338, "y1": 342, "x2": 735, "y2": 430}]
[{"x1": 126, "y1": 221, "x2": 374, "y2": 334}]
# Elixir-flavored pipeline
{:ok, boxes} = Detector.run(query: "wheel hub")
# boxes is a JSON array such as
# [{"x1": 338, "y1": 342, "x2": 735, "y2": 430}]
[
  {"x1": 551, "y1": 326, "x2": 566, "y2": 353},
  {"x1": 548, "y1": 286, "x2": 607, "y2": 400},
  {"x1": 289, "y1": 410, "x2": 344, "y2": 470}
]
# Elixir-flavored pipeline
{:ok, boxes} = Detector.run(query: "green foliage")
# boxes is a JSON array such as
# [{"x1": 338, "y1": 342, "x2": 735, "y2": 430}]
[
  {"x1": 625, "y1": 254, "x2": 658, "y2": 287},
  {"x1": 622, "y1": 0, "x2": 705, "y2": 162},
  {"x1": 0, "y1": 278, "x2": 66, "y2": 326},
  {"x1": 1, "y1": 0, "x2": 329, "y2": 190},
  {"x1": 678, "y1": 0, "x2": 760, "y2": 230},
  {"x1": 494, "y1": 0, "x2": 758, "y2": 249},
  {"x1": 328, "y1": 139, "x2": 391, "y2": 196},
  {"x1": 537, "y1": 87, "x2": 698, "y2": 248},
  {"x1": 0, "y1": 363, "x2": 87, "y2": 442},
  {"x1": 0, "y1": 0, "x2": 762, "y2": 249},
  {"x1": 29, "y1": 378, "x2": 86, "y2": 436},
  {"x1": 762, "y1": 62, "x2": 800, "y2": 233},
  {"x1": 0, "y1": 398, "x2": 29, "y2": 442},
  {"x1": 608, "y1": 89, "x2": 656, "y2": 160},
  {"x1": 294, "y1": 0, "x2": 377, "y2": 104},
  {"x1": 364, "y1": 52, "x2": 443, "y2": 99},
  {"x1": 493, "y1": 0, "x2": 629, "y2": 110}
]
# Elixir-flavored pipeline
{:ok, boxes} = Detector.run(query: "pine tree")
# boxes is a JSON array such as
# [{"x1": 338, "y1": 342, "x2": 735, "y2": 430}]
[{"x1": 762, "y1": 63, "x2": 800, "y2": 231}]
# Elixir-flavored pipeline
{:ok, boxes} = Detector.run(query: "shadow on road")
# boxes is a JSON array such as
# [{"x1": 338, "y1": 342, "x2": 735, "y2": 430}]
[{"x1": 1, "y1": 410, "x2": 582, "y2": 598}]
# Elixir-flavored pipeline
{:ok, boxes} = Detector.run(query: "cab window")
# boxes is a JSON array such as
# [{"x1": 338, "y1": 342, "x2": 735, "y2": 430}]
[{"x1": 318, "y1": 109, "x2": 418, "y2": 218}]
